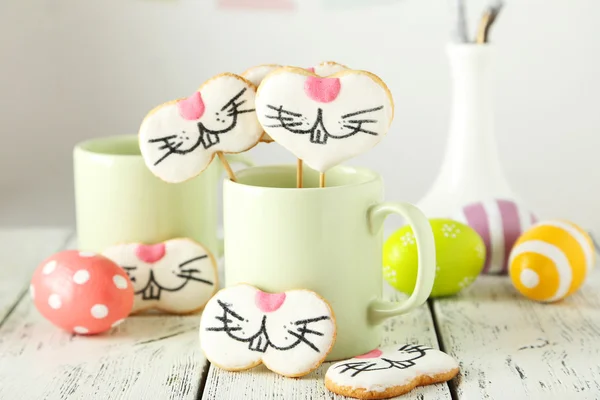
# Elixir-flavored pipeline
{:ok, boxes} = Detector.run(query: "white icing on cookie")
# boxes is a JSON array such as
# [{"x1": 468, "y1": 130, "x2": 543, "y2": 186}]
[
  {"x1": 255, "y1": 68, "x2": 394, "y2": 172},
  {"x1": 242, "y1": 65, "x2": 282, "y2": 143},
  {"x1": 102, "y1": 238, "x2": 218, "y2": 314},
  {"x1": 326, "y1": 344, "x2": 459, "y2": 393},
  {"x1": 139, "y1": 73, "x2": 263, "y2": 183},
  {"x1": 199, "y1": 284, "x2": 336, "y2": 377},
  {"x1": 310, "y1": 61, "x2": 347, "y2": 77},
  {"x1": 242, "y1": 64, "x2": 282, "y2": 87}
]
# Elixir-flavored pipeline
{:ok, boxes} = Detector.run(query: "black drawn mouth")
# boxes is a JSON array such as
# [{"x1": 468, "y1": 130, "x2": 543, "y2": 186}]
[
  {"x1": 263, "y1": 104, "x2": 384, "y2": 145},
  {"x1": 131, "y1": 255, "x2": 213, "y2": 302},
  {"x1": 333, "y1": 344, "x2": 433, "y2": 377},
  {"x1": 141, "y1": 280, "x2": 162, "y2": 300},
  {"x1": 205, "y1": 300, "x2": 330, "y2": 354}
]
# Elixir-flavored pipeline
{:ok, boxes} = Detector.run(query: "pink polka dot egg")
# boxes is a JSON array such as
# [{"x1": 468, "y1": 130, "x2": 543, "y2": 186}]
[{"x1": 31, "y1": 250, "x2": 134, "y2": 335}]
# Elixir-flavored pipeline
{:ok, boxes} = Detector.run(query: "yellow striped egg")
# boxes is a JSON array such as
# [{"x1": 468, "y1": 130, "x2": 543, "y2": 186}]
[{"x1": 509, "y1": 220, "x2": 595, "y2": 302}]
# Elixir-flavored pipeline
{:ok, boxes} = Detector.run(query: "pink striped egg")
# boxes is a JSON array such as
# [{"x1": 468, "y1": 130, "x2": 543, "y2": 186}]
[{"x1": 454, "y1": 199, "x2": 537, "y2": 275}]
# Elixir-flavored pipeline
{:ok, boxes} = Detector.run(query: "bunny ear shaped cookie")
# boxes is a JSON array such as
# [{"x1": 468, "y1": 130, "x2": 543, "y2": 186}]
[
  {"x1": 308, "y1": 61, "x2": 348, "y2": 77},
  {"x1": 139, "y1": 73, "x2": 263, "y2": 183},
  {"x1": 255, "y1": 67, "x2": 394, "y2": 173},
  {"x1": 242, "y1": 64, "x2": 283, "y2": 144}
]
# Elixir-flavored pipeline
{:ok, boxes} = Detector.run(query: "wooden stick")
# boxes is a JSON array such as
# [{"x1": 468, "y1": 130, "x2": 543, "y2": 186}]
[
  {"x1": 319, "y1": 172, "x2": 325, "y2": 188},
  {"x1": 296, "y1": 159, "x2": 303, "y2": 188},
  {"x1": 217, "y1": 152, "x2": 237, "y2": 182}
]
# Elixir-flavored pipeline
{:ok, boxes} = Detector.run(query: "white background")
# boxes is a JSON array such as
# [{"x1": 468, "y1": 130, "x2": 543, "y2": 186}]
[{"x1": 0, "y1": 0, "x2": 598, "y2": 233}]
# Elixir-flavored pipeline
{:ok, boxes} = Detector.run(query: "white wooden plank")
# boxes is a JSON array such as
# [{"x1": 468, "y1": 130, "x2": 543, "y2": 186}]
[
  {"x1": 0, "y1": 227, "x2": 73, "y2": 323},
  {"x1": 433, "y1": 272, "x2": 600, "y2": 399},
  {"x1": 202, "y1": 284, "x2": 452, "y2": 400},
  {"x1": 0, "y1": 232, "x2": 209, "y2": 400}
]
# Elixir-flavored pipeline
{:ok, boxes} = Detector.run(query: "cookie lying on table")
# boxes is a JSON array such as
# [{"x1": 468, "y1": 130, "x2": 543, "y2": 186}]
[
  {"x1": 325, "y1": 344, "x2": 459, "y2": 399},
  {"x1": 199, "y1": 283, "x2": 336, "y2": 377},
  {"x1": 103, "y1": 238, "x2": 218, "y2": 314}
]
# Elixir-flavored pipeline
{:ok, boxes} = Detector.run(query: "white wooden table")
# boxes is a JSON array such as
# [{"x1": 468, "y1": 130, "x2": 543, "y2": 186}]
[{"x1": 1, "y1": 228, "x2": 599, "y2": 400}]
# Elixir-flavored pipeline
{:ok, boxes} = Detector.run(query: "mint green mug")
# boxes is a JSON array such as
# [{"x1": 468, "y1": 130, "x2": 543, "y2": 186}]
[
  {"x1": 223, "y1": 165, "x2": 436, "y2": 360},
  {"x1": 74, "y1": 135, "x2": 252, "y2": 255}
]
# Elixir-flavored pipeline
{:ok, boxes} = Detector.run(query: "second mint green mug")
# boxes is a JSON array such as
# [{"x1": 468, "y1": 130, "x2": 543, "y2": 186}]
[
  {"x1": 223, "y1": 165, "x2": 436, "y2": 360},
  {"x1": 74, "y1": 135, "x2": 252, "y2": 256}
]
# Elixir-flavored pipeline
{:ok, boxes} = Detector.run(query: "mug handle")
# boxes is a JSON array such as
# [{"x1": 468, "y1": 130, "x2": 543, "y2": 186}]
[
  {"x1": 367, "y1": 202, "x2": 436, "y2": 324},
  {"x1": 216, "y1": 154, "x2": 255, "y2": 257}
]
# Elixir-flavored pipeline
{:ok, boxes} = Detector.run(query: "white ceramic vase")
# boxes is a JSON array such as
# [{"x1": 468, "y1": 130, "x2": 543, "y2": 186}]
[
  {"x1": 417, "y1": 44, "x2": 537, "y2": 275},
  {"x1": 418, "y1": 44, "x2": 516, "y2": 215}
]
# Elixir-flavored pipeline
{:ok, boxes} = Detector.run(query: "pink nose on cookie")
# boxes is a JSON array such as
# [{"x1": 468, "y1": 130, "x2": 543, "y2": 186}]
[
  {"x1": 356, "y1": 349, "x2": 383, "y2": 359},
  {"x1": 135, "y1": 244, "x2": 166, "y2": 264},
  {"x1": 255, "y1": 291, "x2": 286, "y2": 312},
  {"x1": 178, "y1": 91, "x2": 205, "y2": 120},
  {"x1": 304, "y1": 76, "x2": 341, "y2": 103}
]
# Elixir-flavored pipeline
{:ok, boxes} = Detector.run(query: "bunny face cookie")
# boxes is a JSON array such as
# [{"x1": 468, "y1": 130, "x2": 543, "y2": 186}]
[
  {"x1": 255, "y1": 67, "x2": 394, "y2": 172},
  {"x1": 102, "y1": 238, "x2": 218, "y2": 314},
  {"x1": 199, "y1": 284, "x2": 336, "y2": 377},
  {"x1": 139, "y1": 73, "x2": 263, "y2": 183},
  {"x1": 325, "y1": 344, "x2": 459, "y2": 399}
]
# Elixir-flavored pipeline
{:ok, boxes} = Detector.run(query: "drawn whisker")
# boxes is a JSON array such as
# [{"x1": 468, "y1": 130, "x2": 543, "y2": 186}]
[
  {"x1": 175, "y1": 275, "x2": 213, "y2": 285},
  {"x1": 265, "y1": 115, "x2": 292, "y2": 121},
  {"x1": 287, "y1": 330, "x2": 320, "y2": 352},
  {"x1": 221, "y1": 88, "x2": 247, "y2": 111},
  {"x1": 227, "y1": 108, "x2": 255, "y2": 116},
  {"x1": 154, "y1": 142, "x2": 183, "y2": 166},
  {"x1": 294, "y1": 316, "x2": 330, "y2": 325},
  {"x1": 264, "y1": 122, "x2": 304, "y2": 128},
  {"x1": 149, "y1": 135, "x2": 177, "y2": 143},
  {"x1": 206, "y1": 326, "x2": 242, "y2": 332},
  {"x1": 266, "y1": 105, "x2": 302, "y2": 117},
  {"x1": 341, "y1": 106, "x2": 384, "y2": 119},
  {"x1": 343, "y1": 125, "x2": 378, "y2": 136},
  {"x1": 216, "y1": 316, "x2": 233, "y2": 323},
  {"x1": 347, "y1": 119, "x2": 378, "y2": 124},
  {"x1": 297, "y1": 327, "x2": 324, "y2": 336},
  {"x1": 158, "y1": 141, "x2": 181, "y2": 150},
  {"x1": 216, "y1": 300, "x2": 245, "y2": 321},
  {"x1": 179, "y1": 269, "x2": 200, "y2": 274},
  {"x1": 179, "y1": 255, "x2": 208, "y2": 268}
]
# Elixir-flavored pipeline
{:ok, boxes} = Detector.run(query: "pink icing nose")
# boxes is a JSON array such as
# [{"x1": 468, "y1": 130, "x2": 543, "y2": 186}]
[
  {"x1": 178, "y1": 91, "x2": 205, "y2": 120},
  {"x1": 356, "y1": 349, "x2": 383, "y2": 359},
  {"x1": 135, "y1": 244, "x2": 166, "y2": 264},
  {"x1": 255, "y1": 290, "x2": 286, "y2": 312},
  {"x1": 304, "y1": 76, "x2": 341, "y2": 103}
]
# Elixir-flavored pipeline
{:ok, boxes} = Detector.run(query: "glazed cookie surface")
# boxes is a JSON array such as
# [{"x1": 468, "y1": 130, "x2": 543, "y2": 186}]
[
  {"x1": 139, "y1": 73, "x2": 262, "y2": 183},
  {"x1": 102, "y1": 238, "x2": 218, "y2": 314},
  {"x1": 325, "y1": 344, "x2": 459, "y2": 399},
  {"x1": 255, "y1": 67, "x2": 394, "y2": 172},
  {"x1": 199, "y1": 284, "x2": 336, "y2": 377},
  {"x1": 243, "y1": 61, "x2": 348, "y2": 144}
]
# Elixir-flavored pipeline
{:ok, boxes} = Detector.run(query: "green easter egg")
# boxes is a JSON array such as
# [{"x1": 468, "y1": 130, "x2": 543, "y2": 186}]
[{"x1": 383, "y1": 218, "x2": 486, "y2": 297}]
